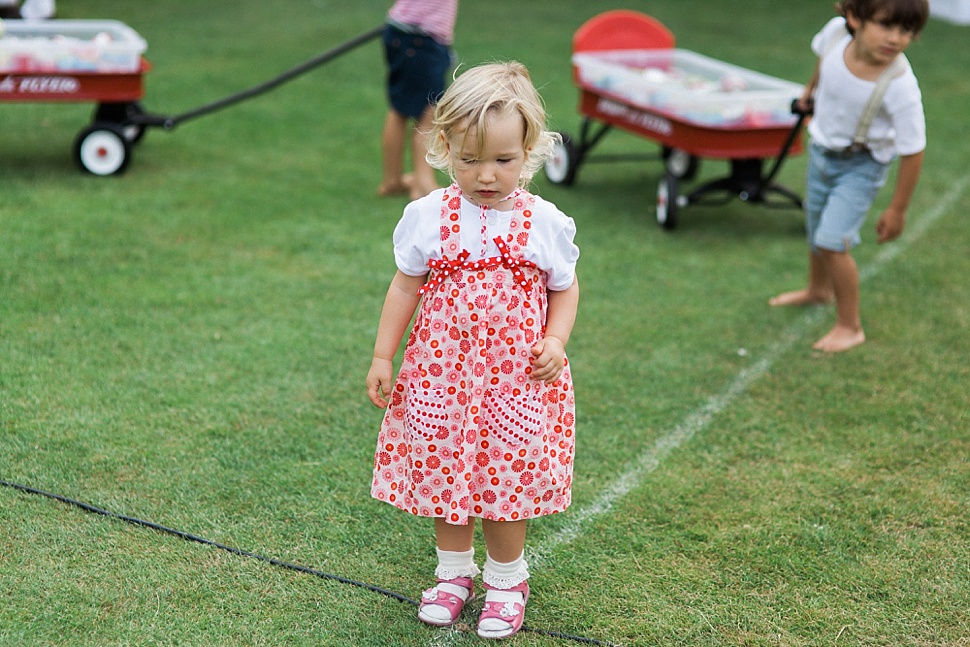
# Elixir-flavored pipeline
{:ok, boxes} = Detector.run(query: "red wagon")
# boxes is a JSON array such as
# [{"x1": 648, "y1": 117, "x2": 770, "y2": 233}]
[
  {"x1": 0, "y1": 19, "x2": 157, "y2": 175},
  {"x1": 545, "y1": 11, "x2": 809, "y2": 229},
  {"x1": 1, "y1": 18, "x2": 384, "y2": 176}
]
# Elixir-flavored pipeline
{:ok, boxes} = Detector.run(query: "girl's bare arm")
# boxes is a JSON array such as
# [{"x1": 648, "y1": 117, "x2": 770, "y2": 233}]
[
  {"x1": 531, "y1": 276, "x2": 579, "y2": 384},
  {"x1": 366, "y1": 270, "x2": 427, "y2": 408}
]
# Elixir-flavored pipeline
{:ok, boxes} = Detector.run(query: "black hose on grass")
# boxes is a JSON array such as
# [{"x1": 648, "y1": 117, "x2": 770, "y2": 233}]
[{"x1": 1, "y1": 479, "x2": 622, "y2": 646}]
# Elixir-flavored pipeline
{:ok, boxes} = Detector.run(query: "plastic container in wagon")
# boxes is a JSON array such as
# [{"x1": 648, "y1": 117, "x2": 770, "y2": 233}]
[
  {"x1": 573, "y1": 48, "x2": 803, "y2": 128},
  {"x1": 0, "y1": 19, "x2": 147, "y2": 74}
]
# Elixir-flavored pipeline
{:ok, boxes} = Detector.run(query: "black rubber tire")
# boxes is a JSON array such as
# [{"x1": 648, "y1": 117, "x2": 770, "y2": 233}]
[{"x1": 73, "y1": 123, "x2": 132, "y2": 176}]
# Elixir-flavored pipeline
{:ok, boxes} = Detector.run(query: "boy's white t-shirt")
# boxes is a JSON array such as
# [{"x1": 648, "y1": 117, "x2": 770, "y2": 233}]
[
  {"x1": 393, "y1": 188, "x2": 579, "y2": 292},
  {"x1": 808, "y1": 17, "x2": 925, "y2": 164}
]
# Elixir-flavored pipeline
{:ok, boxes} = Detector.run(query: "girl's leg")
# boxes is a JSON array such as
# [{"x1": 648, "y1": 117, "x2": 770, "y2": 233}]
[
  {"x1": 478, "y1": 520, "x2": 530, "y2": 639},
  {"x1": 435, "y1": 517, "x2": 476, "y2": 552},
  {"x1": 481, "y1": 519, "x2": 528, "y2": 563},
  {"x1": 813, "y1": 248, "x2": 865, "y2": 352},
  {"x1": 419, "y1": 519, "x2": 479, "y2": 627}
]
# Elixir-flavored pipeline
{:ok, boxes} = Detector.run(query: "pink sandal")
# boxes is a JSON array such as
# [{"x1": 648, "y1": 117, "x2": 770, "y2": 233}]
[
  {"x1": 417, "y1": 576, "x2": 475, "y2": 627},
  {"x1": 476, "y1": 581, "x2": 529, "y2": 639}
]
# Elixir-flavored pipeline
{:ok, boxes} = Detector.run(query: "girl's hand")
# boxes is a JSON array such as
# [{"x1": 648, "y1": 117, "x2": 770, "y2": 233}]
[
  {"x1": 529, "y1": 336, "x2": 566, "y2": 384},
  {"x1": 367, "y1": 357, "x2": 394, "y2": 408}
]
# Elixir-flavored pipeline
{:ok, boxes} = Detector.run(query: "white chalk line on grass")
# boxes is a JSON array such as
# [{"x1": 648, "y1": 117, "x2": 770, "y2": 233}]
[
  {"x1": 528, "y1": 173, "x2": 969, "y2": 568},
  {"x1": 426, "y1": 176, "x2": 967, "y2": 645}
]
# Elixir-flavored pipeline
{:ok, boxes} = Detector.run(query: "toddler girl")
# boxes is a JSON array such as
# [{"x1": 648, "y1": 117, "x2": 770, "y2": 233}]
[{"x1": 366, "y1": 61, "x2": 580, "y2": 639}]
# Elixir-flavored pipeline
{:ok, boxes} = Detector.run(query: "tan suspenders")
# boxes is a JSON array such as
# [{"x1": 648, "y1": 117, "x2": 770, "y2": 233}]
[{"x1": 822, "y1": 24, "x2": 909, "y2": 152}]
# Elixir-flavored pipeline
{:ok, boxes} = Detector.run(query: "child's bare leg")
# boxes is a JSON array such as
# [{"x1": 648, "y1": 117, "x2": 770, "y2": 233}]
[
  {"x1": 435, "y1": 517, "x2": 476, "y2": 552},
  {"x1": 813, "y1": 248, "x2": 865, "y2": 352},
  {"x1": 481, "y1": 519, "x2": 528, "y2": 563},
  {"x1": 378, "y1": 110, "x2": 411, "y2": 196},
  {"x1": 769, "y1": 250, "x2": 834, "y2": 306},
  {"x1": 408, "y1": 106, "x2": 440, "y2": 200}
]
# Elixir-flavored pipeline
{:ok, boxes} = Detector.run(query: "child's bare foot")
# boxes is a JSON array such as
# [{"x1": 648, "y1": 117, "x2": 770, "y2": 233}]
[
  {"x1": 769, "y1": 289, "x2": 833, "y2": 307},
  {"x1": 377, "y1": 181, "x2": 407, "y2": 197},
  {"x1": 812, "y1": 325, "x2": 865, "y2": 353},
  {"x1": 377, "y1": 174, "x2": 415, "y2": 197},
  {"x1": 409, "y1": 182, "x2": 441, "y2": 201},
  {"x1": 406, "y1": 173, "x2": 441, "y2": 200}
]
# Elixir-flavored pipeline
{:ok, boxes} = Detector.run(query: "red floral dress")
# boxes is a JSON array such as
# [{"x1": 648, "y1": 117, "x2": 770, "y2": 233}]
[{"x1": 371, "y1": 185, "x2": 576, "y2": 525}]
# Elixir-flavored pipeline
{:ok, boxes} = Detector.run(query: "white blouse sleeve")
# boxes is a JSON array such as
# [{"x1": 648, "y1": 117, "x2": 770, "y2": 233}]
[
  {"x1": 524, "y1": 196, "x2": 580, "y2": 292},
  {"x1": 392, "y1": 190, "x2": 444, "y2": 276}
]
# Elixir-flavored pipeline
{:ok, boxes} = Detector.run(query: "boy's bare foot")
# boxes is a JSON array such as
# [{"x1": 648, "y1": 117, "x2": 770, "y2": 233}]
[
  {"x1": 812, "y1": 325, "x2": 865, "y2": 353},
  {"x1": 769, "y1": 289, "x2": 833, "y2": 307}
]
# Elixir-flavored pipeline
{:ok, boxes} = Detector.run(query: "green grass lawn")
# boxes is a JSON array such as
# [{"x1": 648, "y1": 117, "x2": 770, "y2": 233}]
[{"x1": 2, "y1": 1, "x2": 968, "y2": 645}]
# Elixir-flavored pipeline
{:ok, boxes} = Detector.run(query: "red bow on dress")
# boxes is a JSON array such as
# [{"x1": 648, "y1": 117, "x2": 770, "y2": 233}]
[
  {"x1": 418, "y1": 250, "x2": 471, "y2": 295},
  {"x1": 494, "y1": 237, "x2": 536, "y2": 294},
  {"x1": 418, "y1": 240, "x2": 537, "y2": 296}
]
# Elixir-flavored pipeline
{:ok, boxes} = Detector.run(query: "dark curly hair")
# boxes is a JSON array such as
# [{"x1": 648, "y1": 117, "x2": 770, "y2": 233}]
[{"x1": 837, "y1": 0, "x2": 929, "y2": 35}]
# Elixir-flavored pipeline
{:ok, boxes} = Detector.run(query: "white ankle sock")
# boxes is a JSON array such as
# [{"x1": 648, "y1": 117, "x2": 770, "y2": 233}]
[
  {"x1": 482, "y1": 551, "x2": 529, "y2": 591},
  {"x1": 478, "y1": 552, "x2": 529, "y2": 636},
  {"x1": 435, "y1": 547, "x2": 480, "y2": 580}
]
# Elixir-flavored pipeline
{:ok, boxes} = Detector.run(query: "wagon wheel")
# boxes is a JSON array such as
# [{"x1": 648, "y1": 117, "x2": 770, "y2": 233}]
[
  {"x1": 73, "y1": 123, "x2": 132, "y2": 176},
  {"x1": 662, "y1": 147, "x2": 699, "y2": 181},
  {"x1": 656, "y1": 173, "x2": 679, "y2": 230},
  {"x1": 94, "y1": 101, "x2": 147, "y2": 145},
  {"x1": 544, "y1": 133, "x2": 578, "y2": 186}
]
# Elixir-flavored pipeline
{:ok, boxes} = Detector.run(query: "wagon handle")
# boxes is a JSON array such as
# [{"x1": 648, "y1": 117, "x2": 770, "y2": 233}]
[
  {"x1": 790, "y1": 97, "x2": 814, "y2": 117},
  {"x1": 755, "y1": 100, "x2": 812, "y2": 195},
  {"x1": 140, "y1": 24, "x2": 384, "y2": 130}
]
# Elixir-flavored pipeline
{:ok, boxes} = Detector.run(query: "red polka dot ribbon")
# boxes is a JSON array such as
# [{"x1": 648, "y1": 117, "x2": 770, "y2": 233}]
[
  {"x1": 494, "y1": 236, "x2": 536, "y2": 294},
  {"x1": 417, "y1": 249, "x2": 471, "y2": 295},
  {"x1": 418, "y1": 238, "x2": 536, "y2": 296}
]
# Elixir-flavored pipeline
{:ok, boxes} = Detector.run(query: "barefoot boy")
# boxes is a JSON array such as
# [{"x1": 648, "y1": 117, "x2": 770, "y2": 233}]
[{"x1": 771, "y1": 0, "x2": 928, "y2": 352}]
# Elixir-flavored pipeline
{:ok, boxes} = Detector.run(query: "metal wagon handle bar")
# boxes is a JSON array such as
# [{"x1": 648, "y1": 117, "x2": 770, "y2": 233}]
[{"x1": 756, "y1": 99, "x2": 812, "y2": 193}]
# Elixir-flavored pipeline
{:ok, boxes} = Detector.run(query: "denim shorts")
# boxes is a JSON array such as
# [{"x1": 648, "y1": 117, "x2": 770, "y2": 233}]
[
  {"x1": 804, "y1": 142, "x2": 889, "y2": 252},
  {"x1": 383, "y1": 23, "x2": 452, "y2": 119}
]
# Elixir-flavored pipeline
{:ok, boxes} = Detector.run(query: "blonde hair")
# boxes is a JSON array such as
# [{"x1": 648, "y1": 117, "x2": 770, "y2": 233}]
[{"x1": 427, "y1": 61, "x2": 560, "y2": 186}]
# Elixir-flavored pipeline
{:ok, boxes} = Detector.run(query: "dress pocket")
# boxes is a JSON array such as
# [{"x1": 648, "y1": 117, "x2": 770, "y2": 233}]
[
  {"x1": 481, "y1": 389, "x2": 546, "y2": 447},
  {"x1": 404, "y1": 383, "x2": 453, "y2": 443}
]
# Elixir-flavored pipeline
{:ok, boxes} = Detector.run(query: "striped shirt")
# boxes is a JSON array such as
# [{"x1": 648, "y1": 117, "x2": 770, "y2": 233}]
[{"x1": 387, "y1": 0, "x2": 458, "y2": 45}]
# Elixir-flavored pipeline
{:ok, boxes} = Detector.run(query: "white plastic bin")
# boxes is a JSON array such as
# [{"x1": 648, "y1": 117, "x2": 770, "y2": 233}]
[
  {"x1": 573, "y1": 49, "x2": 803, "y2": 128},
  {"x1": 0, "y1": 19, "x2": 147, "y2": 73}
]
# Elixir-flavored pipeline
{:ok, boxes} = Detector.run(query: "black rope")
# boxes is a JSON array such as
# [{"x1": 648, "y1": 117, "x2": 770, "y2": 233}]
[
  {"x1": 0, "y1": 479, "x2": 622, "y2": 646},
  {"x1": 137, "y1": 24, "x2": 385, "y2": 130}
]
